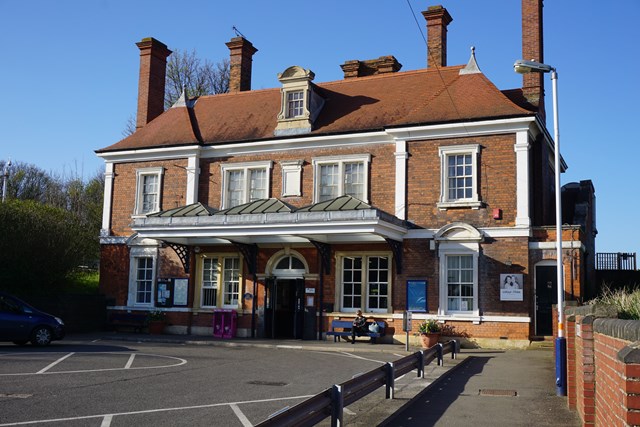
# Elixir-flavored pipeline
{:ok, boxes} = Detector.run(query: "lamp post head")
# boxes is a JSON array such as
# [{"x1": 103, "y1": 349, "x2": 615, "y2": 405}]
[{"x1": 514, "y1": 59, "x2": 555, "y2": 74}]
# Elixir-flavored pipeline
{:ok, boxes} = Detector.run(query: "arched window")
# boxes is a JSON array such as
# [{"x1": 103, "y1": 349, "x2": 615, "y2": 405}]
[{"x1": 272, "y1": 254, "x2": 306, "y2": 278}]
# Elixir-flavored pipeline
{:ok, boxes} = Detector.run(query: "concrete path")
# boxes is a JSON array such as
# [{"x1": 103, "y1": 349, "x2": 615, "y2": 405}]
[{"x1": 381, "y1": 348, "x2": 580, "y2": 427}]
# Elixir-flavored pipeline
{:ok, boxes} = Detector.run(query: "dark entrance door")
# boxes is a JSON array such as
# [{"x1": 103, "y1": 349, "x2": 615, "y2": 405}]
[
  {"x1": 264, "y1": 278, "x2": 304, "y2": 339},
  {"x1": 535, "y1": 265, "x2": 557, "y2": 336}
]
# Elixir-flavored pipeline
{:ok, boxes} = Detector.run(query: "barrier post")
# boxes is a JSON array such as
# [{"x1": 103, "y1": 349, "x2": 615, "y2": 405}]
[
  {"x1": 385, "y1": 362, "x2": 395, "y2": 399},
  {"x1": 331, "y1": 384, "x2": 343, "y2": 427},
  {"x1": 418, "y1": 350, "x2": 425, "y2": 378},
  {"x1": 436, "y1": 343, "x2": 443, "y2": 366}
]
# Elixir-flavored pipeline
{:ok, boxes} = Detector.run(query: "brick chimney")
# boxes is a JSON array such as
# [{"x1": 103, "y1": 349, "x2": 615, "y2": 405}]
[
  {"x1": 340, "y1": 56, "x2": 402, "y2": 79},
  {"x1": 521, "y1": 0, "x2": 545, "y2": 109},
  {"x1": 422, "y1": 5, "x2": 453, "y2": 68},
  {"x1": 135, "y1": 37, "x2": 172, "y2": 130},
  {"x1": 226, "y1": 37, "x2": 258, "y2": 92}
]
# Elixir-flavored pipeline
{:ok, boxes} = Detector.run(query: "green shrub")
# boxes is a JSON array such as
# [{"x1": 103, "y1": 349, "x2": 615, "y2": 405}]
[{"x1": 589, "y1": 285, "x2": 640, "y2": 320}]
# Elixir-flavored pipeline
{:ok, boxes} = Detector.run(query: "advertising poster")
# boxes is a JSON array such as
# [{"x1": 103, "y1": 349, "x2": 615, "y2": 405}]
[{"x1": 500, "y1": 274, "x2": 524, "y2": 301}]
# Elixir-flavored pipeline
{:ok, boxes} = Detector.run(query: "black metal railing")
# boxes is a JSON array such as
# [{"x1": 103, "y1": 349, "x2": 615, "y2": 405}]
[
  {"x1": 256, "y1": 340, "x2": 459, "y2": 427},
  {"x1": 596, "y1": 252, "x2": 637, "y2": 271}
]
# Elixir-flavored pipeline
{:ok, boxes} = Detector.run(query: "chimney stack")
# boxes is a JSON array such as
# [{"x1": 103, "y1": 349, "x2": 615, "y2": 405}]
[
  {"x1": 422, "y1": 5, "x2": 453, "y2": 68},
  {"x1": 521, "y1": 0, "x2": 545, "y2": 110},
  {"x1": 226, "y1": 37, "x2": 258, "y2": 92},
  {"x1": 135, "y1": 37, "x2": 172, "y2": 130},
  {"x1": 340, "y1": 56, "x2": 402, "y2": 79}
]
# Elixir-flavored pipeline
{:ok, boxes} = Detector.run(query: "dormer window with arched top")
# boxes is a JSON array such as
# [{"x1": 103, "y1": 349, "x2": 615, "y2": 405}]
[{"x1": 275, "y1": 66, "x2": 324, "y2": 137}]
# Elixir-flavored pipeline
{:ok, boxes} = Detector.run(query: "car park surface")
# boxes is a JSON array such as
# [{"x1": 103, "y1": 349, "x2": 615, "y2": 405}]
[{"x1": 0, "y1": 335, "x2": 417, "y2": 426}]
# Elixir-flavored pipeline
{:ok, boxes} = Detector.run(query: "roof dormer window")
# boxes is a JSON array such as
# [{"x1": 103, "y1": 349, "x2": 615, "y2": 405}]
[
  {"x1": 275, "y1": 66, "x2": 324, "y2": 136},
  {"x1": 286, "y1": 90, "x2": 305, "y2": 118}
]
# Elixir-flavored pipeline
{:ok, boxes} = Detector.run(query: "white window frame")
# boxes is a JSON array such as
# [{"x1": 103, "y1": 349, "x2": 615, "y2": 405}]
[
  {"x1": 312, "y1": 154, "x2": 371, "y2": 203},
  {"x1": 127, "y1": 246, "x2": 158, "y2": 307},
  {"x1": 286, "y1": 90, "x2": 305, "y2": 118},
  {"x1": 437, "y1": 145, "x2": 481, "y2": 209},
  {"x1": 220, "y1": 161, "x2": 273, "y2": 209},
  {"x1": 336, "y1": 252, "x2": 391, "y2": 314},
  {"x1": 222, "y1": 257, "x2": 241, "y2": 308},
  {"x1": 438, "y1": 242, "x2": 479, "y2": 317},
  {"x1": 201, "y1": 257, "x2": 219, "y2": 308},
  {"x1": 134, "y1": 167, "x2": 164, "y2": 216}
]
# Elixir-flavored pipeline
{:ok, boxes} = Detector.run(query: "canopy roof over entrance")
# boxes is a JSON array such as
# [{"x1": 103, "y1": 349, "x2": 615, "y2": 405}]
[{"x1": 132, "y1": 196, "x2": 412, "y2": 246}]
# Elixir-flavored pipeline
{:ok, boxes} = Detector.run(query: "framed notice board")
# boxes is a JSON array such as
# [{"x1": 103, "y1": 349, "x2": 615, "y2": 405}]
[{"x1": 406, "y1": 279, "x2": 427, "y2": 312}]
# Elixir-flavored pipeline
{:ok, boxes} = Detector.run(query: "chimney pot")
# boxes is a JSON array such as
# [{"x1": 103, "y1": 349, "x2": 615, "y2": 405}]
[
  {"x1": 422, "y1": 5, "x2": 453, "y2": 68},
  {"x1": 135, "y1": 37, "x2": 172, "y2": 130},
  {"x1": 226, "y1": 37, "x2": 258, "y2": 92}
]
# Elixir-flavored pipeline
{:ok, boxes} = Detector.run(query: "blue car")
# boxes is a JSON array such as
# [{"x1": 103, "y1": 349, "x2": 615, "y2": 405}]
[{"x1": 0, "y1": 291, "x2": 65, "y2": 346}]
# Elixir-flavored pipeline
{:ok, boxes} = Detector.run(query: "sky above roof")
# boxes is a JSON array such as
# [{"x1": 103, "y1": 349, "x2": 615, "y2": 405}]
[{"x1": 1, "y1": 0, "x2": 639, "y2": 257}]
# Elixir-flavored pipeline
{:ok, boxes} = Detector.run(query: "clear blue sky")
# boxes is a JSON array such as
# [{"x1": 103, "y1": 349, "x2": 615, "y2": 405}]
[{"x1": 1, "y1": 1, "x2": 639, "y2": 257}]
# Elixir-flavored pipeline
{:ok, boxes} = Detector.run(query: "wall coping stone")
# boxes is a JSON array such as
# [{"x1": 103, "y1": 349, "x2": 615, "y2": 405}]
[{"x1": 594, "y1": 318, "x2": 640, "y2": 342}]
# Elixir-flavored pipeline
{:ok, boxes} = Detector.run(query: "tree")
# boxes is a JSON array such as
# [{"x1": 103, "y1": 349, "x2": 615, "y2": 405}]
[{"x1": 165, "y1": 49, "x2": 229, "y2": 108}]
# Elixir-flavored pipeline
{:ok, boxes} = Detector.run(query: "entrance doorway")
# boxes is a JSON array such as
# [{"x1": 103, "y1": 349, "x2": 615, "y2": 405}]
[
  {"x1": 535, "y1": 265, "x2": 557, "y2": 336},
  {"x1": 264, "y1": 278, "x2": 304, "y2": 339}
]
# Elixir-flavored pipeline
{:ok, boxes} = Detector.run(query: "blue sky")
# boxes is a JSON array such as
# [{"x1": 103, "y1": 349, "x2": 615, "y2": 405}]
[{"x1": 1, "y1": 1, "x2": 639, "y2": 257}]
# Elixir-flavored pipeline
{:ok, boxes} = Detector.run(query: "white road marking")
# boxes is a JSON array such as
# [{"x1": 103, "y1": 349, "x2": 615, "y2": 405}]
[
  {"x1": 343, "y1": 407, "x2": 356, "y2": 415},
  {"x1": 0, "y1": 352, "x2": 186, "y2": 377},
  {"x1": 100, "y1": 415, "x2": 112, "y2": 427},
  {"x1": 124, "y1": 354, "x2": 136, "y2": 369},
  {"x1": 335, "y1": 351, "x2": 385, "y2": 364},
  {"x1": 230, "y1": 404, "x2": 253, "y2": 427},
  {"x1": 36, "y1": 353, "x2": 74, "y2": 374},
  {"x1": 0, "y1": 395, "x2": 314, "y2": 426}
]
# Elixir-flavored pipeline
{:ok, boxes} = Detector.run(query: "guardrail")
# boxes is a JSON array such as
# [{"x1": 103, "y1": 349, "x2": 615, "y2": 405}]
[{"x1": 256, "y1": 340, "x2": 459, "y2": 427}]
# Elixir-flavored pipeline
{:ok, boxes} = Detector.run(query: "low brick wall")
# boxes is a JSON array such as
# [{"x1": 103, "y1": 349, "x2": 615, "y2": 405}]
[{"x1": 565, "y1": 305, "x2": 640, "y2": 426}]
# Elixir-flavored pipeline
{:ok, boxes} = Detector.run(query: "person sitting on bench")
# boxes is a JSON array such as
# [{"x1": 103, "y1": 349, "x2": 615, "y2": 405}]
[{"x1": 351, "y1": 309, "x2": 368, "y2": 343}]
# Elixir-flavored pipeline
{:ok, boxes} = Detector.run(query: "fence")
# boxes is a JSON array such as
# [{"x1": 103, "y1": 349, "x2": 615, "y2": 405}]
[
  {"x1": 596, "y1": 252, "x2": 636, "y2": 271},
  {"x1": 256, "y1": 340, "x2": 459, "y2": 427}
]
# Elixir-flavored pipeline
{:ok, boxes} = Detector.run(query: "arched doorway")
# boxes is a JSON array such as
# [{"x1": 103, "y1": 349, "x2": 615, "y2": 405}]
[{"x1": 264, "y1": 253, "x2": 308, "y2": 339}]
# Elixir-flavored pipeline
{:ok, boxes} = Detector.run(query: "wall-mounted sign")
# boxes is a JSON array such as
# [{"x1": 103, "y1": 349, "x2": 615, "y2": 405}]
[
  {"x1": 305, "y1": 287, "x2": 315, "y2": 294},
  {"x1": 173, "y1": 278, "x2": 189, "y2": 306},
  {"x1": 406, "y1": 280, "x2": 427, "y2": 312},
  {"x1": 500, "y1": 274, "x2": 523, "y2": 301}
]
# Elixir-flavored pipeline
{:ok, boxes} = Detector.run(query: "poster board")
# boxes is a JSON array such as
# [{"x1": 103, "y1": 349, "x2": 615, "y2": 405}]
[
  {"x1": 406, "y1": 279, "x2": 427, "y2": 312},
  {"x1": 173, "y1": 278, "x2": 189, "y2": 306},
  {"x1": 500, "y1": 274, "x2": 524, "y2": 301}
]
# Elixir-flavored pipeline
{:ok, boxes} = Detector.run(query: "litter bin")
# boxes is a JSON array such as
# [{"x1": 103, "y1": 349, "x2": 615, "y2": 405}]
[{"x1": 213, "y1": 309, "x2": 237, "y2": 339}]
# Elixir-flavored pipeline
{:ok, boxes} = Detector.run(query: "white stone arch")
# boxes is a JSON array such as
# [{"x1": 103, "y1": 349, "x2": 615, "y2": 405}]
[
  {"x1": 265, "y1": 248, "x2": 309, "y2": 279},
  {"x1": 434, "y1": 222, "x2": 483, "y2": 243}
]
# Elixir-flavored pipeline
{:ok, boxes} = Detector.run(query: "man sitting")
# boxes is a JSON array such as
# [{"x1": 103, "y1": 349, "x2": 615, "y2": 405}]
[{"x1": 351, "y1": 309, "x2": 368, "y2": 344}]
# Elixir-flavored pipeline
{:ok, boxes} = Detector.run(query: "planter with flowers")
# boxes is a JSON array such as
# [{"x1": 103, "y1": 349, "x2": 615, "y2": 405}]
[
  {"x1": 418, "y1": 319, "x2": 441, "y2": 348},
  {"x1": 146, "y1": 310, "x2": 167, "y2": 335}
]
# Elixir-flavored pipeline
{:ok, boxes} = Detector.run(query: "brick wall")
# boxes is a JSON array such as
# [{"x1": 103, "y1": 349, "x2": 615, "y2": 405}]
[{"x1": 565, "y1": 306, "x2": 640, "y2": 426}]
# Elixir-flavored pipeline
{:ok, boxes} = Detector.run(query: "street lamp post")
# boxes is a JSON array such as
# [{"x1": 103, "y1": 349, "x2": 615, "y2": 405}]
[{"x1": 514, "y1": 59, "x2": 566, "y2": 396}]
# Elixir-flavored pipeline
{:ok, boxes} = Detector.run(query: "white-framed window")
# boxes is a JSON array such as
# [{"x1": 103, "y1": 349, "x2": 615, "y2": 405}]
[
  {"x1": 438, "y1": 145, "x2": 481, "y2": 209},
  {"x1": 127, "y1": 246, "x2": 158, "y2": 307},
  {"x1": 134, "y1": 167, "x2": 164, "y2": 215},
  {"x1": 286, "y1": 90, "x2": 305, "y2": 118},
  {"x1": 201, "y1": 258, "x2": 219, "y2": 308},
  {"x1": 437, "y1": 243, "x2": 479, "y2": 316},
  {"x1": 222, "y1": 257, "x2": 240, "y2": 307},
  {"x1": 196, "y1": 254, "x2": 241, "y2": 309},
  {"x1": 312, "y1": 155, "x2": 371, "y2": 203},
  {"x1": 338, "y1": 253, "x2": 390, "y2": 313},
  {"x1": 221, "y1": 161, "x2": 272, "y2": 208}
]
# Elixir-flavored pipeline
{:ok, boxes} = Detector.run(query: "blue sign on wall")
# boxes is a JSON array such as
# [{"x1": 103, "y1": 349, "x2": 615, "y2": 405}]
[{"x1": 406, "y1": 279, "x2": 427, "y2": 312}]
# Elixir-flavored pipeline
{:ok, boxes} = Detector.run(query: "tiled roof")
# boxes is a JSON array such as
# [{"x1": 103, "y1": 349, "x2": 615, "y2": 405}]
[
  {"x1": 97, "y1": 66, "x2": 534, "y2": 153},
  {"x1": 147, "y1": 202, "x2": 217, "y2": 217}
]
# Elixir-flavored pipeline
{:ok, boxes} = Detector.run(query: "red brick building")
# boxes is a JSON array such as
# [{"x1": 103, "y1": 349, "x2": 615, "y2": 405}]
[{"x1": 96, "y1": 1, "x2": 596, "y2": 347}]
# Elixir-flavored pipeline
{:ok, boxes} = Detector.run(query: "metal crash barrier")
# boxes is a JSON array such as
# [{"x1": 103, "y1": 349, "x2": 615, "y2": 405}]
[{"x1": 256, "y1": 340, "x2": 459, "y2": 427}]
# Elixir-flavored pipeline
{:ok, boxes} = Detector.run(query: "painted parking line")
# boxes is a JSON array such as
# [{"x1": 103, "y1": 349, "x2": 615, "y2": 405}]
[
  {"x1": 0, "y1": 394, "x2": 314, "y2": 426},
  {"x1": 0, "y1": 352, "x2": 186, "y2": 376},
  {"x1": 36, "y1": 353, "x2": 74, "y2": 374},
  {"x1": 230, "y1": 404, "x2": 252, "y2": 427}
]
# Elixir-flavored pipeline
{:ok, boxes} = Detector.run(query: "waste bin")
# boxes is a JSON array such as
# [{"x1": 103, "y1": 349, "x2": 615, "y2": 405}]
[{"x1": 213, "y1": 309, "x2": 237, "y2": 339}]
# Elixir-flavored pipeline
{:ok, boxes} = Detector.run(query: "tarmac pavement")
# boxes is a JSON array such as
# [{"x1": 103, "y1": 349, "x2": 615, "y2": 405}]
[{"x1": 71, "y1": 332, "x2": 580, "y2": 426}]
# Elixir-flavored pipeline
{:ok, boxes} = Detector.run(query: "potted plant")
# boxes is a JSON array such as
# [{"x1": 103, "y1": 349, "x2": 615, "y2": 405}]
[
  {"x1": 418, "y1": 319, "x2": 441, "y2": 348},
  {"x1": 146, "y1": 310, "x2": 167, "y2": 334}
]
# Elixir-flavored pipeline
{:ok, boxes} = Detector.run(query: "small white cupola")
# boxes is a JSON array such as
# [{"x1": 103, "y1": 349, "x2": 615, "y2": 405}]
[{"x1": 274, "y1": 65, "x2": 324, "y2": 136}]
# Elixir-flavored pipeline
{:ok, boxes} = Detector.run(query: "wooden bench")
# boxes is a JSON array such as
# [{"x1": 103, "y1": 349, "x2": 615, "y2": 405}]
[
  {"x1": 326, "y1": 320, "x2": 386, "y2": 344},
  {"x1": 108, "y1": 312, "x2": 147, "y2": 333}
]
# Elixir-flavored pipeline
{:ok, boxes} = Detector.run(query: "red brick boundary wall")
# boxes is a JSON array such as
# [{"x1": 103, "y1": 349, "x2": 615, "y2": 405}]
[{"x1": 565, "y1": 305, "x2": 640, "y2": 426}]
